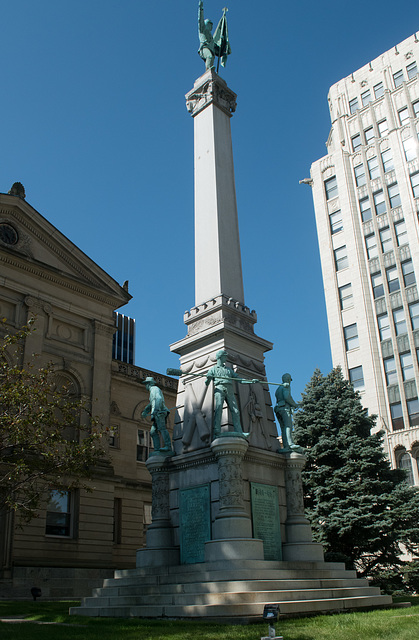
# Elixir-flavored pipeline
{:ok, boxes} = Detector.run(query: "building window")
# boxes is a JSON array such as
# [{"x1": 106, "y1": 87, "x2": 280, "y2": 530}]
[
  {"x1": 344, "y1": 323, "x2": 359, "y2": 351},
  {"x1": 364, "y1": 127, "x2": 375, "y2": 144},
  {"x1": 393, "y1": 308, "x2": 407, "y2": 335},
  {"x1": 379, "y1": 227, "x2": 393, "y2": 253},
  {"x1": 368, "y1": 156, "x2": 379, "y2": 180},
  {"x1": 384, "y1": 357, "x2": 398, "y2": 385},
  {"x1": 113, "y1": 498, "x2": 122, "y2": 544},
  {"x1": 329, "y1": 210, "x2": 343, "y2": 234},
  {"x1": 365, "y1": 233, "x2": 378, "y2": 259},
  {"x1": 393, "y1": 70, "x2": 404, "y2": 88},
  {"x1": 407, "y1": 62, "x2": 418, "y2": 81},
  {"x1": 408, "y1": 398, "x2": 419, "y2": 427},
  {"x1": 325, "y1": 176, "x2": 338, "y2": 200},
  {"x1": 109, "y1": 425, "x2": 119, "y2": 447},
  {"x1": 390, "y1": 403, "x2": 404, "y2": 430},
  {"x1": 410, "y1": 171, "x2": 419, "y2": 198},
  {"x1": 361, "y1": 90, "x2": 371, "y2": 106},
  {"x1": 371, "y1": 272, "x2": 384, "y2": 298},
  {"x1": 349, "y1": 365, "x2": 364, "y2": 389},
  {"x1": 359, "y1": 197, "x2": 372, "y2": 222},
  {"x1": 349, "y1": 97, "x2": 359, "y2": 114},
  {"x1": 400, "y1": 352, "x2": 415, "y2": 381},
  {"x1": 378, "y1": 313, "x2": 391, "y2": 341},
  {"x1": 373, "y1": 190, "x2": 386, "y2": 215},
  {"x1": 394, "y1": 220, "x2": 408, "y2": 246},
  {"x1": 397, "y1": 452, "x2": 414, "y2": 484},
  {"x1": 388, "y1": 183, "x2": 401, "y2": 209},
  {"x1": 413, "y1": 101, "x2": 419, "y2": 118},
  {"x1": 137, "y1": 429, "x2": 150, "y2": 462},
  {"x1": 398, "y1": 107, "x2": 409, "y2": 125},
  {"x1": 403, "y1": 137, "x2": 417, "y2": 162},
  {"x1": 386, "y1": 265, "x2": 400, "y2": 293},
  {"x1": 381, "y1": 148, "x2": 394, "y2": 172},
  {"x1": 409, "y1": 301, "x2": 419, "y2": 330},
  {"x1": 339, "y1": 283, "x2": 353, "y2": 310},
  {"x1": 402, "y1": 259, "x2": 416, "y2": 287},
  {"x1": 354, "y1": 164, "x2": 366, "y2": 186},
  {"x1": 351, "y1": 134, "x2": 362, "y2": 151},
  {"x1": 374, "y1": 82, "x2": 384, "y2": 99},
  {"x1": 378, "y1": 119, "x2": 388, "y2": 137},
  {"x1": 334, "y1": 245, "x2": 348, "y2": 271},
  {"x1": 45, "y1": 490, "x2": 73, "y2": 537}
]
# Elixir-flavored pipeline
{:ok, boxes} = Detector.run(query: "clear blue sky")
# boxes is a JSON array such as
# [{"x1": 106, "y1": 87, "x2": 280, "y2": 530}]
[{"x1": 1, "y1": 1, "x2": 417, "y2": 399}]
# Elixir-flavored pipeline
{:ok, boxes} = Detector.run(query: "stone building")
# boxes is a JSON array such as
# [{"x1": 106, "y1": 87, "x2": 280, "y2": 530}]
[
  {"x1": 310, "y1": 33, "x2": 419, "y2": 483},
  {"x1": 0, "y1": 187, "x2": 177, "y2": 597}
]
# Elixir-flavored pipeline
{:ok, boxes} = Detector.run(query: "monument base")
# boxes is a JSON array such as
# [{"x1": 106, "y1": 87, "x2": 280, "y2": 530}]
[
  {"x1": 70, "y1": 558, "x2": 393, "y2": 620},
  {"x1": 204, "y1": 537, "x2": 264, "y2": 562}
]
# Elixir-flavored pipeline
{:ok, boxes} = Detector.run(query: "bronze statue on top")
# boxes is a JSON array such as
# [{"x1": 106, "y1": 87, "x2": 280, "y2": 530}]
[{"x1": 198, "y1": 1, "x2": 231, "y2": 72}]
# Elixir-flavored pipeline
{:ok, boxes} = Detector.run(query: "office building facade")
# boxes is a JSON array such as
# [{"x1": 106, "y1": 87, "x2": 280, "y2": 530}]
[{"x1": 310, "y1": 33, "x2": 419, "y2": 484}]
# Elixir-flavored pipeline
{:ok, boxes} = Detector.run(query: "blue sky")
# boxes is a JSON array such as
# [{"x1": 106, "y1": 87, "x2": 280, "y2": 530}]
[{"x1": 1, "y1": 1, "x2": 417, "y2": 399}]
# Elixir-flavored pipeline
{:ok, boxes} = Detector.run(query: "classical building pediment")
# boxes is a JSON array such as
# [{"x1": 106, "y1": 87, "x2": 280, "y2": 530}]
[{"x1": 0, "y1": 193, "x2": 130, "y2": 308}]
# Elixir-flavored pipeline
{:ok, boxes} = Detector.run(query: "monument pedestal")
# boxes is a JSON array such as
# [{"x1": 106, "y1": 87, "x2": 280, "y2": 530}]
[
  {"x1": 282, "y1": 453, "x2": 324, "y2": 562},
  {"x1": 204, "y1": 436, "x2": 264, "y2": 562},
  {"x1": 136, "y1": 455, "x2": 179, "y2": 568}
]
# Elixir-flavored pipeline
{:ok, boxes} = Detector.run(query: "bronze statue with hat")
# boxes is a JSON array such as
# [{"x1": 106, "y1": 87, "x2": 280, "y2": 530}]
[{"x1": 141, "y1": 377, "x2": 173, "y2": 455}]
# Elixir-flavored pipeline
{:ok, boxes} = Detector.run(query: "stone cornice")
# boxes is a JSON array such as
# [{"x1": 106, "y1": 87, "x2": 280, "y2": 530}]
[
  {"x1": 111, "y1": 361, "x2": 178, "y2": 392},
  {"x1": 0, "y1": 252, "x2": 122, "y2": 307}
]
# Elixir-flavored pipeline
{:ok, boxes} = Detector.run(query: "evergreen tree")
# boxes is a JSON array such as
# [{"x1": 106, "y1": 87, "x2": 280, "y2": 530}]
[{"x1": 294, "y1": 367, "x2": 419, "y2": 577}]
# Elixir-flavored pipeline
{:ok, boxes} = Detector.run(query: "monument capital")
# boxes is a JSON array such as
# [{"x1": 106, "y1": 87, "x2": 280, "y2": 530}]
[{"x1": 186, "y1": 70, "x2": 237, "y2": 118}]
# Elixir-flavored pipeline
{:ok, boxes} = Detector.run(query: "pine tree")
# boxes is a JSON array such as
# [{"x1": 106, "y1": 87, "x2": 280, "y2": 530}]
[{"x1": 294, "y1": 367, "x2": 419, "y2": 577}]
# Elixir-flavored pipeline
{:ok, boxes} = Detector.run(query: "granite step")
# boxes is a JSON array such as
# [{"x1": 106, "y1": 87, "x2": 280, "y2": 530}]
[
  {"x1": 92, "y1": 577, "x2": 370, "y2": 598},
  {"x1": 81, "y1": 586, "x2": 382, "y2": 608},
  {"x1": 103, "y1": 567, "x2": 358, "y2": 588},
  {"x1": 70, "y1": 594, "x2": 393, "y2": 620}
]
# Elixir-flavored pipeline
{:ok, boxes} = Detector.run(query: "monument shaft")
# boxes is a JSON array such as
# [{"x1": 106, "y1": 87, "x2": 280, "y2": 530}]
[{"x1": 187, "y1": 70, "x2": 244, "y2": 305}]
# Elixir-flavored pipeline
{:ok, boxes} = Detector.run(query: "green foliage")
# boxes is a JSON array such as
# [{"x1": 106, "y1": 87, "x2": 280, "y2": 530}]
[
  {"x1": 0, "y1": 323, "x2": 107, "y2": 523},
  {"x1": 294, "y1": 367, "x2": 419, "y2": 578},
  {"x1": 1, "y1": 599, "x2": 419, "y2": 640}
]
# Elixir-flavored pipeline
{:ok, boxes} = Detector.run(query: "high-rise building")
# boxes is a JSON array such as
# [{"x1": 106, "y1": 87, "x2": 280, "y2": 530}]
[{"x1": 310, "y1": 33, "x2": 419, "y2": 485}]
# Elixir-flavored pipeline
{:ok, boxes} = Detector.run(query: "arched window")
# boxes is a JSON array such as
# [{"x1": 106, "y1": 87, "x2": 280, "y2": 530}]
[{"x1": 397, "y1": 451, "x2": 414, "y2": 485}]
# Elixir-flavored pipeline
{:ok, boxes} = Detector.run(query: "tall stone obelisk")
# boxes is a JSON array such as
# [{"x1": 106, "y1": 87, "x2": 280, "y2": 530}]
[{"x1": 170, "y1": 70, "x2": 278, "y2": 453}]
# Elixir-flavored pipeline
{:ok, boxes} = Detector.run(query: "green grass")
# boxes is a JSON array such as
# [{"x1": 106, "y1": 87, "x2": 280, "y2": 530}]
[{"x1": 0, "y1": 599, "x2": 418, "y2": 640}]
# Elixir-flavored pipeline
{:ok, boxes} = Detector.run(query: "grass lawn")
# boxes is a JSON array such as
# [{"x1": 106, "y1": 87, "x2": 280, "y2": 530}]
[{"x1": 0, "y1": 598, "x2": 418, "y2": 640}]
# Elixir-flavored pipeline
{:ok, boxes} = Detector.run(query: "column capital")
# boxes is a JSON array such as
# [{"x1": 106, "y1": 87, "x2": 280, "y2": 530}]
[{"x1": 186, "y1": 70, "x2": 237, "y2": 118}]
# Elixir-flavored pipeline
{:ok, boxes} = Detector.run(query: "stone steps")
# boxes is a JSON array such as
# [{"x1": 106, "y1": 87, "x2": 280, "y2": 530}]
[
  {"x1": 81, "y1": 586, "x2": 382, "y2": 608},
  {"x1": 70, "y1": 594, "x2": 393, "y2": 620},
  {"x1": 70, "y1": 560, "x2": 393, "y2": 621},
  {"x1": 102, "y1": 566, "x2": 358, "y2": 588},
  {"x1": 92, "y1": 577, "x2": 369, "y2": 597}
]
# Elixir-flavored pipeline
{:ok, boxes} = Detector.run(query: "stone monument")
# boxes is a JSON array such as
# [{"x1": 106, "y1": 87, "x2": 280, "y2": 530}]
[{"x1": 71, "y1": 4, "x2": 392, "y2": 619}]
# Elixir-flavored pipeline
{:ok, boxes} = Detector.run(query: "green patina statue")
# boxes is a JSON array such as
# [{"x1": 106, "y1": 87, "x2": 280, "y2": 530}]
[
  {"x1": 198, "y1": 1, "x2": 231, "y2": 71},
  {"x1": 205, "y1": 349, "x2": 259, "y2": 439},
  {"x1": 274, "y1": 373, "x2": 303, "y2": 453},
  {"x1": 141, "y1": 377, "x2": 173, "y2": 455}
]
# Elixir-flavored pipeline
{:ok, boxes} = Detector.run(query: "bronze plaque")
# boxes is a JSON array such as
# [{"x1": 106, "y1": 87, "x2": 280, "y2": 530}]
[
  {"x1": 251, "y1": 482, "x2": 282, "y2": 560},
  {"x1": 179, "y1": 484, "x2": 211, "y2": 564}
]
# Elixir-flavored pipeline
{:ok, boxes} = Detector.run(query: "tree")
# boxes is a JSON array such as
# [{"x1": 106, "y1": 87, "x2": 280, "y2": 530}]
[
  {"x1": 294, "y1": 367, "x2": 419, "y2": 578},
  {"x1": 0, "y1": 323, "x2": 108, "y2": 523}
]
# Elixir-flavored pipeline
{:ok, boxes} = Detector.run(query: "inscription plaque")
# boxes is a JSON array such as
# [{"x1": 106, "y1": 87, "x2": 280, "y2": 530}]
[
  {"x1": 179, "y1": 484, "x2": 211, "y2": 564},
  {"x1": 251, "y1": 482, "x2": 282, "y2": 561}
]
